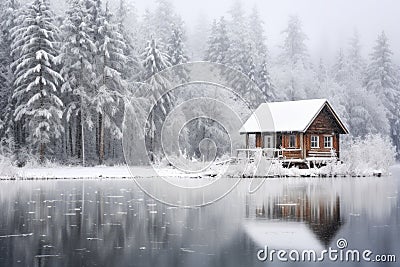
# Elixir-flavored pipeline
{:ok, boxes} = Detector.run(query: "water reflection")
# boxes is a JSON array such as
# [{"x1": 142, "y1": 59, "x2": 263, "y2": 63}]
[
  {"x1": 0, "y1": 169, "x2": 399, "y2": 267},
  {"x1": 250, "y1": 189, "x2": 342, "y2": 248},
  {"x1": 245, "y1": 182, "x2": 343, "y2": 251}
]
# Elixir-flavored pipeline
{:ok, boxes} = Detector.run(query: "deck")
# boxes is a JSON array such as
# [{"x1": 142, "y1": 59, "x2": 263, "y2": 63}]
[{"x1": 235, "y1": 148, "x2": 338, "y2": 167}]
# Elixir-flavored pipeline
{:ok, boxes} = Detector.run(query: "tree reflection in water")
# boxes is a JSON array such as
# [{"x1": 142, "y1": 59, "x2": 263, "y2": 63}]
[{"x1": 0, "y1": 173, "x2": 398, "y2": 267}]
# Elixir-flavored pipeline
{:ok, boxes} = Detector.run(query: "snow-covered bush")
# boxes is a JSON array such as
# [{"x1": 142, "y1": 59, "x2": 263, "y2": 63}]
[
  {"x1": 341, "y1": 134, "x2": 396, "y2": 175},
  {"x1": 0, "y1": 155, "x2": 17, "y2": 178}
]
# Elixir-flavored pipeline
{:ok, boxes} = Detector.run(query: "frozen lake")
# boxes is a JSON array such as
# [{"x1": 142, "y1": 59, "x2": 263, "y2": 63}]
[{"x1": 0, "y1": 166, "x2": 399, "y2": 267}]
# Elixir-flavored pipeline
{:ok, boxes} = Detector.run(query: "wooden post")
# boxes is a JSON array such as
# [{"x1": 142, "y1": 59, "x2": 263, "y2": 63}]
[
  {"x1": 245, "y1": 134, "x2": 249, "y2": 158},
  {"x1": 300, "y1": 133, "x2": 304, "y2": 159}
]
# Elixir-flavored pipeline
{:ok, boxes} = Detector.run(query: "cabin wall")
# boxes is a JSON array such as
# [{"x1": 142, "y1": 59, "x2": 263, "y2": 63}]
[
  {"x1": 255, "y1": 133, "x2": 262, "y2": 148},
  {"x1": 281, "y1": 133, "x2": 303, "y2": 159},
  {"x1": 305, "y1": 106, "x2": 342, "y2": 158}
]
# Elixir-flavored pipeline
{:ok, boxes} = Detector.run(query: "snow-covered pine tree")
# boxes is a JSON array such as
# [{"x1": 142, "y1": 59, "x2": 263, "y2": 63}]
[
  {"x1": 168, "y1": 25, "x2": 188, "y2": 66},
  {"x1": 11, "y1": 0, "x2": 64, "y2": 163},
  {"x1": 94, "y1": 2, "x2": 127, "y2": 164},
  {"x1": 152, "y1": 0, "x2": 183, "y2": 48},
  {"x1": 204, "y1": 17, "x2": 230, "y2": 64},
  {"x1": 226, "y1": 0, "x2": 249, "y2": 70},
  {"x1": 167, "y1": 24, "x2": 189, "y2": 83},
  {"x1": 0, "y1": 0, "x2": 20, "y2": 153},
  {"x1": 348, "y1": 31, "x2": 366, "y2": 82},
  {"x1": 0, "y1": 0, "x2": 17, "y2": 114},
  {"x1": 115, "y1": 0, "x2": 141, "y2": 82},
  {"x1": 241, "y1": 54, "x2": 265, "y2": 105},
  {"x1": 61, "y1": 0, "x2": 97, "y2": 163},
  {"x1": 316, "y1": 58, "x2": 328, "y2": 84},
  {"x1": 365, "y1": 32, "x2": 400, "y2": 156},
  {"x1": 84, "y1": 0, "x2": 117, "y2": 164},
  {"x1": 142, "y1": 38, "x2": 171, "y2": 88},
  {"x1": 258, "y1": 60, "x2": 275, "y2": 102},
  {"x1": 247, "y1": 6, "x2": 268, "y2": 67},
  {"x1": 188, "y1": 12, "x2": 209, "y2": 61},
  {"x1": 279, "y1": 15, "x2": 310, "y2": 68},
  {"x1": 273, "y1": 15, "x2": 314, "y2": 101},
  {"x1": 247, "y1": 57, "x2": 256, "y2": 82},
  {"x1": 330, "y1": 37, "x2": 389, "y2": 138},
  {"x1": 139, "y1": 8, "x2": 155, "y2": 51},
  {"x1": 332, "y1": 48, "x2": 349, "y2": 85},
  {"x1": 314, "y1": 58, "x2": 349, "y2": 128},
  {"x1": 141, "y1": 38, "x2": 171, "y2": 161}
]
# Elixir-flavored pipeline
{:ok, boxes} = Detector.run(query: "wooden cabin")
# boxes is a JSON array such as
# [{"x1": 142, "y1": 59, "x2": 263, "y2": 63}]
[{"x1": 239, "y1": 99, "x2": 349, "y2": 166}]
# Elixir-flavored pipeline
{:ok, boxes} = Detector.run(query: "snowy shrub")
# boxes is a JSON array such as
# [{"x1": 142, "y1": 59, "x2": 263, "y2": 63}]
[
  {"x1": 22, "y1": 152, "x2": 61, "y2": 168},
  {"x1": 0, "y1": 155, "x2": 17, "y2": 178},
  {"x1": 341, "y1": 134, "x2": 396, "y2": 175}
]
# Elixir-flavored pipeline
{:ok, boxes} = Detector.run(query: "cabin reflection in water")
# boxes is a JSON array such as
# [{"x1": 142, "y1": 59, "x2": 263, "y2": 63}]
[{"x1": 250, "y1": 189, "x2": 342, "y2": 247}]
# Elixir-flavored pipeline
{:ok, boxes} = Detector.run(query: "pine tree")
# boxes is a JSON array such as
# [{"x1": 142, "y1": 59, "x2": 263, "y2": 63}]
[
  {"x1": 0, "y1": 0, "x2": 20, "y2": 153},
  {"x1": 115, "y1": 0, "x2": 141, "y2": 82},
  {"x1": 11, "y1": 0, "x2": 64, "y2": 162},
  {"x1": 152, "y1": 0, "x2": 183, "y2": 47},
  {"x1": 365, "y1": 32, "x2": 400, "y2": 156},
  {"x1": 330, "y1": 35, "x2": 389, "y2": 138},
  {"x1": 247, "y1": 6, "x2": 268, "y2": 67},
  {"x1": 205, "y1": 17, "x2": 230, "y2": 64},
  {"x1": 168, "y1": 25, "x2": 188, "y2": 66},
  {"x1": 94, "y1": 2, "x2": 127, "y2": 164},
  {"x1": 247, "y1": 56, "x2": 256, "y2": 82},
  {"x1": 273, "y1": 15, "x2": 313, "y2": 101},
  {"x1": 61, "y1": 0, "x2": 97, "y2": 163},
  {"x1": 258, "y1": 60, "x2": 275, "y2": 102},
  {"x1": 332, "y1": 48, "x2": 349, "y2": 85},
  {"x1": 316, "y1": 58, "x2": 328, "y2": 84},
  {"x1": 226, "y1": 0, "x2": 249, "y2": 70},
  {"x1": 167, "y1": 24, "x2": 189, "y2": 83},
  {"x1": 348, "y1": 31, "x2": 366, "y2": 81},
  {"x1": 280, "y1": 15, "x2": 309, "y2": 68},
  {"x1": 141, "y1": 38, "x2": 171, "y2": 161},
  {"x1": 188, "y1": 12, "x2": 209, "y2": 61}
]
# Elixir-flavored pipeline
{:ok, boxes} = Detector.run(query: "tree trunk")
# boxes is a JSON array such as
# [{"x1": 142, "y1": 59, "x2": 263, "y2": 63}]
[
  {"x1": 76, "y1": 112, "x2": 82, "y2": 159},
  {"x1": 99, "y1": 112, "x2": 104, "y2": 164},
  {"x1": 69, "y1": 121, "x2": 73, "y2": 156},
  {"x1": 81, "y1": 112, "x2": 85, "y2": 166},
  {"x1": 39, "y1": 143, "x2": 45, "y2": 164}
]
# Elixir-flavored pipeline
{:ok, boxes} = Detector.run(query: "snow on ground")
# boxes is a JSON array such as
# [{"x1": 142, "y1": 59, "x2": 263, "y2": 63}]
[
  {"x1": 4, "y1": 165, "x2": 199, "y2": 179},
  {"x1": 0, "y1": 157, "x2": 396, "y2": 180}
]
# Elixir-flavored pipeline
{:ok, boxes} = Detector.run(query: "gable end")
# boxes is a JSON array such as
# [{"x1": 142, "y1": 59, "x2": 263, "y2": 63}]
[{"x1": 305, "y1": 103, "x2": 348, "y2": 134}]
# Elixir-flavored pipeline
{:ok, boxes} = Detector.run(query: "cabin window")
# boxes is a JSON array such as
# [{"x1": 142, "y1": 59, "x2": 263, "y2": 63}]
[
  {"x1": 311, "y1": 135, "x2": 319, "y2": 148},
  {"x1": 324, "y1": 136, "x2": 333, "y2": 148},
  {"x1": 289, "y1": 135, "x2": 296, "y2": 148}
]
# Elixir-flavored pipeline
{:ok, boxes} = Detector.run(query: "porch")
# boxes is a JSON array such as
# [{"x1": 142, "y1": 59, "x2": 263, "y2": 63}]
[{"x1": 235, "y1": 147, "x2": 338, "y2": 168}]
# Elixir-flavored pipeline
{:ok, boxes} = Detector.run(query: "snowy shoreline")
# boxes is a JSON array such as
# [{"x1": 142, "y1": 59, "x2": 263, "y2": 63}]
[{"x1": 0, "y1": 164, "x2": 396, "y2": 180}]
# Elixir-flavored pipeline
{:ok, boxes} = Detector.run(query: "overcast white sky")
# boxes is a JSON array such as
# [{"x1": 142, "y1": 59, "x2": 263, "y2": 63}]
[{"x1": 133, "y1": 0, "x2": 400, "y2": 65}]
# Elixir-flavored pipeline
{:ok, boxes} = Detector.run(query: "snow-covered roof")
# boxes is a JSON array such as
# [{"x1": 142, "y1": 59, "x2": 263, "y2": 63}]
[{"x1": 239, "y1": 99, "x2": 348, "y2": 133}]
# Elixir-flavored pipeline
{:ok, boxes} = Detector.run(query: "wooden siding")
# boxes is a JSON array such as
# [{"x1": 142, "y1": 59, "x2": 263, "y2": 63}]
[
  {"x1": 306, "y1": 105, "x2": 345, "y2": 134},
  {"x1": 255, "y1": 133, "x2": 262, "y2": 148},
  {"x1": 281, "y1": 133, "x2": 303, "y2": 159},
  {"x1": 305, "y1": 106, "x2": 342, "y2": 158}
]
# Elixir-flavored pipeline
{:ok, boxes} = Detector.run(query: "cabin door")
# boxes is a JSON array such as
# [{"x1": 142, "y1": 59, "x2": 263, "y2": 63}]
[
  {"x1": 264, "y1": 135, "x2": 273, "y2": 148},
  {"x1": 255, "y1": 133, "x2": 262, "y2": 148}
]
